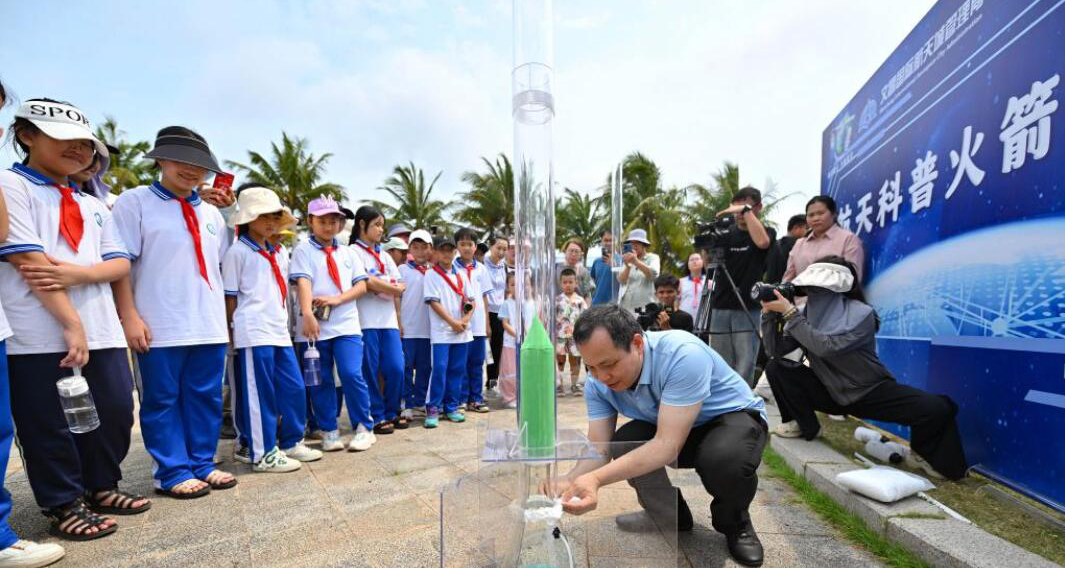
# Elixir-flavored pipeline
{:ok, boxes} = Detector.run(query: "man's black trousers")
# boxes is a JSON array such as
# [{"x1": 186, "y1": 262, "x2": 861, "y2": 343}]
[{"x1": 611, "y1": 410, "x2": 767, "y2": 535}]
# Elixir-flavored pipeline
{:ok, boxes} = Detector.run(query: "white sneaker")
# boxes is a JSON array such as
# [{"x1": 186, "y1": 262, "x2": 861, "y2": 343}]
[
  {"x1": 505, "y1": 401, "x2": 517, "y2": 409},
  {"x1": 754, "y1": 375, "x2": 774, "y2": 401},
  {"x1": 282, "y1": 442, "x2": 323, "y2": 462},
  {"x1": 321, "y1": 430, "x2": 344, "y2": 452},
  {"x1": 773, "y1": 421, "x2": 803, "y2": 438},
  {"x1": 348, "y1": 431, "x2": 375, "y2": 452},
  {"x1": 400, "y1": 408, "x2": 413, "y2": 421},
  {"x1": 0, "y1": 540, "x2": 64, "y2": 568},
  {"x1": 253, "y1": 447, "x2": 301, "y2": 473},
  {"x1": 486, "y1": 386, "x2": 501, "y2": 399},
  {"x1": 412, "y1": 406, "x2": 427, "y2": 417},
  {"x1": 233, "y1": 442, "x2": 252, "y2": 464}
]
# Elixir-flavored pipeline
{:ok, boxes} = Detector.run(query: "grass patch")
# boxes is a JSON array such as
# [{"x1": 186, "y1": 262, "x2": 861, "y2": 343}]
[
  {"x1": 762, "y1": 446, "x2": 933, "y2": 568},
  {"x1": 815, "y1": 413, "x2": 1065, "y2": 566}
]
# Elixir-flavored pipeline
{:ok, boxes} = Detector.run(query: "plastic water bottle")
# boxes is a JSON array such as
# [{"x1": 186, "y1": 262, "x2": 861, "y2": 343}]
[
  {"x1": 303, "y1": 343, "x2": 322, "y2": 387},
  {"x1": 864, "y1": 438, "x2": 907, "y2": 464},
  {"x1": 56, "y1": 368, "x2": 100, "y2": 434},
  {"x1": 854, "y1": 426, "x2": 881, "y2": 443}
]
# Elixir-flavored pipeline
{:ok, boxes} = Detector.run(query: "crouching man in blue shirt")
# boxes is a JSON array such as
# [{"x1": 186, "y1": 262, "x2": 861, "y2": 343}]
[{"x1": 556, "y1": 305, "x2": 768, "y2": 567}]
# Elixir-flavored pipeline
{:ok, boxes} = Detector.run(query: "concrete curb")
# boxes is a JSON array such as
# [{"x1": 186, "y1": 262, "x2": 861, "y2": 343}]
[{"x1": 762, "y1": 400, "x2": 1059, "y2": 568}]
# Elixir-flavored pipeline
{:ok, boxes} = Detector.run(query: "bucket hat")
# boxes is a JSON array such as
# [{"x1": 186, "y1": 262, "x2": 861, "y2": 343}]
[
  {"x1": 145, "y1": 126, "x2": 222, "y2": 173},
  {"x1": 228, "y1": 187, "x2": 296, "y2": 229},
  {"x1": 625, "y1": 228, "x2": 651, "y2": 245}
]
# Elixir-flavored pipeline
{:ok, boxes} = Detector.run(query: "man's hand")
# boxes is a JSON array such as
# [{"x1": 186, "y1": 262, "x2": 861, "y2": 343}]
[
  {"x1": 122, "y1": 312, "x2": 152, "y2": 353},
  {"x1": 561, "y1": 473, "x2": 601, "y2": 515},
  {"x1": 19, "y1": 254, "x2": 90, "y2": 291},
  {"x1": 622, "y1": 252, "x2": 636, "y2": 265},
  {"x1": 656, "y1": 310, "x2": 672, "y2": 330},
  {"x1": 760, "y1": 290, "x2": 794, "y2": 314},
  {"x1": 716, "y1": 203, "x2": 749, "y2": 218},
  {"x1": 302, "y1": 313, "x2": 320, "y2": 340},
  {"x1": 538, "y1": 476, "x2": 574, "y2": 499}
]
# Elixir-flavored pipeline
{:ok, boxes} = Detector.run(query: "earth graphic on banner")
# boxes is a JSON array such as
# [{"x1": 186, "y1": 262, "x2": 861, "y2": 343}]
[{"x1": 866, "y1": 217, "x2": 1065, "y2": 340}]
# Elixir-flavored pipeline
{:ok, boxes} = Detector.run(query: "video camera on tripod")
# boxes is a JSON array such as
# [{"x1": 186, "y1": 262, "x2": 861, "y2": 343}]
[{"x1": 691, "y1": 214, "x2": 760, "y2": 339}]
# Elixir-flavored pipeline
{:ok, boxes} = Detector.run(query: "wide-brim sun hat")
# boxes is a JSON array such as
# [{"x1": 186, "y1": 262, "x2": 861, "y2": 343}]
[
  {"x1": 145, "y1": 126, "x2": 222, "y2": 173},
  {"x1": 14, "y1": 100, "x2": 109, "y2": 157},
  {"x1": 625, "y1": 228, "x2": 651, "y2": 245},
  {"x1": 791, "y1": 262, "x2": 855, "y2": 293},
  {"x1": 387, "y1": 222, "x2": 412, "y2": 239},
  {"x1": 228, "y1": 187, "x2": 297, "y2": 229}
]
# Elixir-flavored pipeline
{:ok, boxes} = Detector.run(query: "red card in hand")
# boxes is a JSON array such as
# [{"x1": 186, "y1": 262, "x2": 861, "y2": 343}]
[{"x1": 213, "y1": 172, "x2": 235, "y2": 191}]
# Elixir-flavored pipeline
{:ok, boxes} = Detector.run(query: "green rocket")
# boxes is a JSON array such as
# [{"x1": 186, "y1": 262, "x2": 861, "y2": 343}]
[{"x1": 519, "y1": 316, "x2": 556, "y2": 460}]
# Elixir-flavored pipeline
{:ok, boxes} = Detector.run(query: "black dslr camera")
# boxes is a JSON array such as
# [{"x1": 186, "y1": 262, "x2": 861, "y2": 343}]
[
  {"x1": 635, "y1": 302, "x2": 672, "y2": 331},
  {"x1": 750, "y1": 281, "x2": 797, "y2": 303}
]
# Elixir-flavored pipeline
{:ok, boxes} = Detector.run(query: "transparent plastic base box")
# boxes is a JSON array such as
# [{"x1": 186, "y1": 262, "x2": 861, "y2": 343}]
[{"x1": 440, "y1": 427, "x2": 678, "y2": 567}]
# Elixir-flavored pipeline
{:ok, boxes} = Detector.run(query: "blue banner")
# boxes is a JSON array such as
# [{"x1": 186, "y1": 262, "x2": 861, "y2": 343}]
[{"x1": 822, "y1": 0, "x2": 1065, "y2": 512}]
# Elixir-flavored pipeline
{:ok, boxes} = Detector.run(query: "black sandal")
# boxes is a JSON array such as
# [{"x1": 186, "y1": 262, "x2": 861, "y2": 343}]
[
  {"x1": 85, "y1": 488, "x2": 151, "y2": 516},
  {"x1": 154, "y1": 479, "x2": 211, "y2": 500},
  {"x1": 45, "y1": 498, "x2": 118, "y2": 541},
  {"x1": 201, "y1": 470, "x2": 237, "y2": 490},
  {"x1": 394, "y1": 416, "x2": 410, "y2": 430},
  {"x1": 373, "y1": 421, "x2": 395, "y2": 435}
]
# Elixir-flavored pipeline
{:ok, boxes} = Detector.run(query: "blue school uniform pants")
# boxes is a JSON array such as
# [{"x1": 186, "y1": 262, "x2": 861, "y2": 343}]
[
  {"x1": 9, "y1": 348, "x2": 134, "y2": 508},
  {"x1": 402, "y1": 338, "x2": 432, "y2": 409},
  {"x1": 428, "y1": 342, "x2": 468, "y2": 415},
  {"x1": 461, "y1": 337, "x2": 487, "y2": 405},
  {"x1": 137, "y1": 344, "x2": 226, "y2": 490},
  {"x1": 235, "y1": 345, "x2": 306, "y2": 462},
  {"x1": 297, "y1": 336, "x2": 372, "y2": 432},
  {"x1": 0, "y1": 342, "x2": 15, "y2": 547},
  {"x1": 362, "y1": 328, "x2": 404, "y2": 424}
]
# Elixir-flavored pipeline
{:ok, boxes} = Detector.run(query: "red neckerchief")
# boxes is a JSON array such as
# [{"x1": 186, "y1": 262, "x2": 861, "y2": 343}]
[
  {"x1": 692, "y1": 275, "x2": 701, "y2": 301},
  {"x1": 408, "y1": 261, "x2": 427, "y2": 275},
  {"x1": 458, "y1": 258, "x2": 475, "y2": 280},
  {"x1": 178, "y1": 199, "x2": 211, "y2": 288},
  {"x1": 354, "y1": 240, "x2": 385, "y2": 274},
  {"x1": 321, "y1": 244, "x2": 343, "y2": 292},
  {"x1": 54, "y1": 184, "x2": 84, "y2": 252},
  {"x1": 256, "y1": 246, "x2": 288, "y2": 304},
  {"x1": 432, "y1": 264, "x2": 465, "y2": 301}
]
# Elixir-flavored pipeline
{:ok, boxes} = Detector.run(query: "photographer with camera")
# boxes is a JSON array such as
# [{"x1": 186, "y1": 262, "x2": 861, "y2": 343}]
[
  {"x1": 590, "y1": 230, "x2": 620, "y2": 306},
  {"x1": 639, "y1": 274, "x2": 694, "y2": 333},
  {"x1": 759, "y1": 256, "x2": 968, "y2": 480},
  {"x1": 618, "y1": 229, "x2": 660, "y2": 313},
  {"x1": 708, "y1": 187, "x2": 775, "y2": 388}
]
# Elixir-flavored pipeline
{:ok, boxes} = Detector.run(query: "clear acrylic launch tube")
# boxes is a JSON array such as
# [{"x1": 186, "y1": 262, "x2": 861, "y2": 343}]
[{"x1": 513, "y1": 0, "x2": 556, "y2": 461}]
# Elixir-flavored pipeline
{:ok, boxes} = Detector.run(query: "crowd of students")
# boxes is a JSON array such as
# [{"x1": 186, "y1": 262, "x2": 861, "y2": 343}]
[{"x1": 0, "y1": 88, "x2": 619, "y2": 566}]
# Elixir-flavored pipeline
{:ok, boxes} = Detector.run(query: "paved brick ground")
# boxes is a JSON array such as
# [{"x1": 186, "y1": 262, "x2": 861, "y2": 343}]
[{"x1": 3, "y1": 391, "x2": 881, "y2": 567}]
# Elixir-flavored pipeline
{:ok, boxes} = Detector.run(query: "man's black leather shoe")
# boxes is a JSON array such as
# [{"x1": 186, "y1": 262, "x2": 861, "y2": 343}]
[{"x1": 726, "y1": 525, "x2": 763, "y2": 567}]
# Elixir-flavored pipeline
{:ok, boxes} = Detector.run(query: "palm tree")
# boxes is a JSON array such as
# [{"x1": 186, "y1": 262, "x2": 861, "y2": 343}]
[
  {"x1": 555, "y1": 187, "x2": 604, "y2": 249},
  {"x1": 600, "y1": 152, "x2": 691, "y2": 274},
  {"x1": 93, "y1": 116, "x2": 153, "y2": 194},
  {"x1": 686, "y1": 161, "x2": 795, "y2": 230},
  {"x1": 371, "y1": 162, "x2": 450, "y2": 231},
  {"x1": 456, "y1": 153, "x2": 515, "y2": 236},
  {"x1": 226, "y1": 132, "x2": 343, "y2": 219}
]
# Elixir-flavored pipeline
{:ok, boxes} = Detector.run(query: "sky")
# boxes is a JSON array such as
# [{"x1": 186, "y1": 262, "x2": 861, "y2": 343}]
[{"x1": 1, "y1": 0, "x2": 936, "y2": 230}]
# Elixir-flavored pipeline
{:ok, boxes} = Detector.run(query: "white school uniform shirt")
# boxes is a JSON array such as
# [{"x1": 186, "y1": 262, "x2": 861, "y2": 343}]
[
  {"x1": 499, "y1": 298, "x2": 536, "y2": 349},
  {"x1": 397, "y1": 262, "x2": 431, "y2": 339},
  {"x1": 423, "y1": 264, "x2": 474, "y2": 344},
  {"x1": 111, "y1": 182, "x2": 229, "y2": 347},
  {"x1": 222, "y1": 236, "x2": 293, "y2": 349},
  {"x1": 679, "y1": 274, "x2": 707, "y2": 316},
  {"x1": 288, "y1": 237, "x2": 368, "y2": 342},
  {"x1": 0, "y1": 164, "x2": 129, "y2": 354},
  {"x1": 351, "y1": 239, "x2": 402, "y2": 330},
  {"x1": 453, "y1": 258, "x2": 493, "y2": 337},
  {"x1": 484, "y1": 256, "x2": 508, "y2": 313}
]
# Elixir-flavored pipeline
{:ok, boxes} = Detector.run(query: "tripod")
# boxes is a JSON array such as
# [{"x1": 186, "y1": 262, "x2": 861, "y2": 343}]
[{"x1": 693, "y1": 246, "x2": 761, "y2": 342}]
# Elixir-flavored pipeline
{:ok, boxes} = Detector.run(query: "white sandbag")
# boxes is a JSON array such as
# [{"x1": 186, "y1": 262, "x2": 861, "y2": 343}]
[{"x1": 835, "y1": 466, "x2": 935, "y2": 503}]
